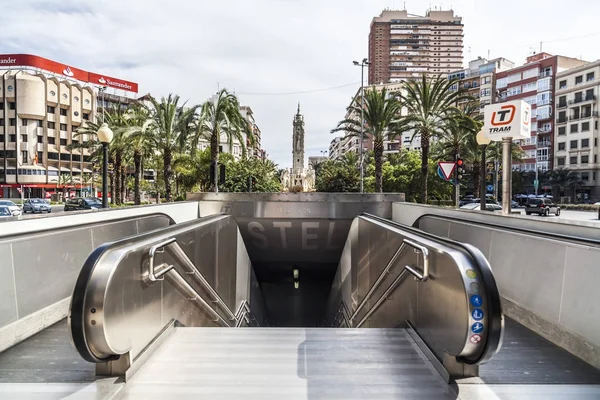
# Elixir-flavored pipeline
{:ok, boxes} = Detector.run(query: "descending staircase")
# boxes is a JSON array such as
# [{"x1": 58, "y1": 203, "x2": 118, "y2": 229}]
[{"x1": 120, "y1": 328, "x2": 456, "y2": 400}]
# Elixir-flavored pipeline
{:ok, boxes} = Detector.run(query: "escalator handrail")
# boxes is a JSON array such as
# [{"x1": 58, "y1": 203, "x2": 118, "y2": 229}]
[
  {"x1": 361, "y1": 213, "x2": 504, "y2": 366},
  {"x1": 414, "y1": 213, "x2": 600, "y2": 247}
]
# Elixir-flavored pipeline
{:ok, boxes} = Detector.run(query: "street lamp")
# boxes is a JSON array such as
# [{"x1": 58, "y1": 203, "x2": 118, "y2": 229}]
[
  {"x1": 353, "y1": 58, "x2": 370, "y2": 193},
  {"x1": 97, "y1": 123, "x2": 113, "y2": 208},
  {"x1": 476, "y1": 130, "x2": 491, "y2": 211}
]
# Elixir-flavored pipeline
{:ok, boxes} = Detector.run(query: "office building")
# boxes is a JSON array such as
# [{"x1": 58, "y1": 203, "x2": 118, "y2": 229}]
[
  {"x1": 554, "y1": 61, "x2": 600, "y2": 201},
  {"x1": 368, "y1": 9, "x2": 463, "y2": 84},
  {"x1": 0, "y1": 53, "x2": 138, "y2": 199},
  {"x1": 495, "y1": 52, "x2": 587, "y2": 173}
]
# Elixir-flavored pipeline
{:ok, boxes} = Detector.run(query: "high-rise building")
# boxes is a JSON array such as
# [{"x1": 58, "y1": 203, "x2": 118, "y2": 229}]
[
  {"x1": 495, "y1": 53, "x2": 587, "y2": 174},
  {"x1": 368, "y1": 9, "x2": 463, "y2": 84},
  {"x1": 0, "y1": 54, "x2": 138, "y2": 199},
  {"x1": 554, "y1": 61, "x2": 600, "y2": 201}
]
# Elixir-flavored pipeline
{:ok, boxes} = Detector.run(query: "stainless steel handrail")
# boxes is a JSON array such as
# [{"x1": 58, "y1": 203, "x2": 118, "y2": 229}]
[
  {"x1": 355, "y1": 269, "x2": 410, "y2": 328},
  {"x1": 350, "y1": 238, "x2": 429, "y2": 325},
  {"x1": 147, "y1": 237, "x2": 237, "y2": 322}
]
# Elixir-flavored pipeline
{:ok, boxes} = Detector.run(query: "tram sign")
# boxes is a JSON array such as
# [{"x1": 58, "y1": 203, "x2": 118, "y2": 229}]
[{"x1": 483, "y1": 100, "x2": 531, "y2": 140}]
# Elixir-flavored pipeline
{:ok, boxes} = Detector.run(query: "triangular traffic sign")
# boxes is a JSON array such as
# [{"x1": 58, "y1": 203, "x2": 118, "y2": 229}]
[{"x1": 438, "y1": 161, "x2": 456, "y2": 181}]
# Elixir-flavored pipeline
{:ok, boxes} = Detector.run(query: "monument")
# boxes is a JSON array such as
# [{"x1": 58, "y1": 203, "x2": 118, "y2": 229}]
[{"x1": 282, "y1": 104, "x2": 314, "y2": 192}]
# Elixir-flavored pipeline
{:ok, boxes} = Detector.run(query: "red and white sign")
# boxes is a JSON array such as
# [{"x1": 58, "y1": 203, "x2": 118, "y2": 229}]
[
  {"x1": 438, "y1": 162, "x2": 456, "y2": 180},
  {"x1": 469, "y1": 334, "x2": 482, "y2": 344},
  {"x1": 0, "y1": 54, "x2": 138, "y2": 93}
]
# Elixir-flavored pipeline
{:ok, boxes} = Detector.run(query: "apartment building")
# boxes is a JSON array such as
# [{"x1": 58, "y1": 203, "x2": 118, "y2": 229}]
[
  {"x1": 495, "y1": 53, "x2": 587, "y2": 173},
  {"x1": 0, "y1": 54, "x2": 139, "y2": 199},
  {"x1": 448, "y1": 57, "x2": 515, "y2": 112},
  {"x1": 369, "y1": 9, "x2": 463, "y2": 84},
  {"x1": 554, "y1": 61, "x2": 600, "y2": 200},
  {"x1": 329, "y1": 136, "x2": 343, "y2": 159},
  {"x1": 198, "y1": 96, "x2": 264, "y2": 160}
]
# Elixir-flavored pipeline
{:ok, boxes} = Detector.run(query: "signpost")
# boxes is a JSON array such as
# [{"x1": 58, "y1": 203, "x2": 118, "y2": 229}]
[
  {"x1": 483, "y1": 100, "x2": 532, "y2": 214},
  {"x1": 438, "y1": 162, "x2": 456, "y2": 181}
]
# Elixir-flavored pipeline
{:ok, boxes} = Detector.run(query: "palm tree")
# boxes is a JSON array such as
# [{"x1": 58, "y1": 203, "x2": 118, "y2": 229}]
[
  {"x1": 549, "y1": 168, "x2": 579, "y2": 201},
  {"x1": 400, "y1": 74, "x2": 471, "y2": 202},
  {"x1": 148, "y1": 94, "x2": 198, "y2": 202},
  {"x1": 331, "y1": 87, "x2": 404, "y2": 192},
  {"x1": 121, "y1": 106, "x2": 154, "y2": 205},
  {"x1": 194, "y1": 89, "x2": 254, "y2": 193}
]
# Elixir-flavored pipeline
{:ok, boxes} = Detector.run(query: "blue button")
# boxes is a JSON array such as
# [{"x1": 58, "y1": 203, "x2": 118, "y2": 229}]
[
  {"x1": 472, "y1": 309, "x2": 484, "y2": 321},
  {"x1": 470, "y1": 295, "x2": 483, "y2": 307},
  {"x1": 471, "y1": 322, "x2": 484, "y2": 333}
]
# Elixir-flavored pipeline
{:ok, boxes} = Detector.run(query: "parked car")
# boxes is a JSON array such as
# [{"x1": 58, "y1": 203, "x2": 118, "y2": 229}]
[
  {"x1": 460, "y1": 203, "x2": 502, "y2": 212},
  {"x1": 64, "y1": 197, "x2": 102, "y2": 211},
  {"x1": 22, "y1": 198, "x2": 52, "y2": 214},
  {"x1": 0, "y1": 200, "x2": 22, "y2": 216},
  {"x1": 525, "y1": 198, "x2": 560, "y2": 216},
  {"x1": 0, "y1": 206, "x2": 14, "y2": 219}
]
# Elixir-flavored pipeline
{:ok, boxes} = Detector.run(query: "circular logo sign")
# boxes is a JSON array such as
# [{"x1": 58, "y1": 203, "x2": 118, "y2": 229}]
[{"x1": 470, "y1": 334, "x2": 482, "y2": 344}]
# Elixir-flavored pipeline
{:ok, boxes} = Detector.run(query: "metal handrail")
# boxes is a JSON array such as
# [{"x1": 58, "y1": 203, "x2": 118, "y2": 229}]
[
  {"x1": 349, "y1": 238, "x2": 429, "y2": 325},
  {"x1": 147, "y1": 237, "x2": 251, "y2": 326}
]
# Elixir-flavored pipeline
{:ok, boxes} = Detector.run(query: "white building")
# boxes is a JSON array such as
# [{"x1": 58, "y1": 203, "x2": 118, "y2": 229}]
[{"x1": 554, "y1": 61, "x2": 600, "y2": 201}]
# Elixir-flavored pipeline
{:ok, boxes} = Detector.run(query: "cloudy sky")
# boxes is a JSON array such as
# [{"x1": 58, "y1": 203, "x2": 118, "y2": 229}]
[{"x1": 4, "y1": 0, "x2": 600, "y2": 168}]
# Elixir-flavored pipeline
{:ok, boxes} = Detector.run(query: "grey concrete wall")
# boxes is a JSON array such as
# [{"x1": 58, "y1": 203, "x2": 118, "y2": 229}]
[
  {"x1": 0, "y1": 213, "x2": 174, "y2": 353},
  {"x1": 392, "y1": 202, "x2": 600, "y2": 369}
]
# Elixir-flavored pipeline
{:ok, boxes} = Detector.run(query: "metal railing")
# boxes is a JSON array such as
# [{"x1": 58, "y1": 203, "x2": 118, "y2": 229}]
[
  {"x1": 148, "y1": 237, "x2": 257, "y2": 328},
  {"x1": 333, "y1": 237, "x2": 429, "y2": 328}
]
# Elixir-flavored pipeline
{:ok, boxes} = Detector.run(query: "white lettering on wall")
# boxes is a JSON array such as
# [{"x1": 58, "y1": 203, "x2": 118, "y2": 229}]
[
  {"x1": 248, "y1": 222, "x2": 268, "y2": 249},
  {"x1": 273, "y1": 222, "x2": 292, "y2": 250},
  {"x1": 326, "y1": 221, "x2": 339, "y2": 250},
  {"x1": 301, "y1": 222, "x2": 319, "y2": 250}
]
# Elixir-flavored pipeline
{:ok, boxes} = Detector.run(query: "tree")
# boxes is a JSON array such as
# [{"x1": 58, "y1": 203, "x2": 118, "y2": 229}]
[
  {"x1": 549, "y1": 168, "x2": 579, "y2": 201},
  {"x1": 121, "y1": 106, "x2": 154, "y2": 205},
  {"x1": 315, "y1": 159, "x2": 360, "y2": 192},
  {"x1": 220, "y1": 156, "x2": 282, "y2": 193},
  {"x1": 148, "y1": 94, "x2": 198, "y2": 202},
  {"x1": 331, "y1": 87, "x2": 405, "y2": 192},
  {"x1": 195, "y1": 89, "x2": 254, "y2": 193},
  {"x1": 400, "y1": 74, "x2": 470, "y2": 203}
]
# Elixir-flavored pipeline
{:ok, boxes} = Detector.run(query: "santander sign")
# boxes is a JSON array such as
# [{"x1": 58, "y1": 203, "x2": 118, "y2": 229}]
[{"x1": 0, "y1": 54, "x2": 138, "y2": 93}]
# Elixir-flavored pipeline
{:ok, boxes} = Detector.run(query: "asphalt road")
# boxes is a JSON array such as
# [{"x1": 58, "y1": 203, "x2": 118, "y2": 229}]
[
  {"x1": 512, "y1": 208, "x2": 600, "y2": 224},
  {"x1": 16, "y1": 204, "x2": 65, "y2": 220}
]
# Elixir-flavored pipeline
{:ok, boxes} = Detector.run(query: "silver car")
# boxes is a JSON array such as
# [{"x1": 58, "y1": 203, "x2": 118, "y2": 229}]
[
  {"x1": 22, "y1": 198, "x2": 52, "y2": 214},
  {"x1": 0, "y1": 206, "x2": 14, "y2": 219},
  {"x1": 0, "y1": 200, "x2": 21, "y2": 216}
]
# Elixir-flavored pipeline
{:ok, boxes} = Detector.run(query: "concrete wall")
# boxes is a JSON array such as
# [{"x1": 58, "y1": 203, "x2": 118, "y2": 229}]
[{"x1": 392, "y1": 202, "x2": 600, "y2": 369}]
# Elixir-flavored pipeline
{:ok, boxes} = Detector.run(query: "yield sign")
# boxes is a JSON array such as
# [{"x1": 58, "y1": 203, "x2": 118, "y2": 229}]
[{"x1": 438, "y1": 162, "x2": 456, "y2": 181}]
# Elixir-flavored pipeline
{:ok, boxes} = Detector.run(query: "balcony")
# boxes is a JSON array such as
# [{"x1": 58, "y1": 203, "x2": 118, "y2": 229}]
[
  {"x1": 539, "y1": 71, "x2": 553, "y2": 79},
  {"x1": 557, "y1": 101, "x2": 568, "y2": 109},
  {"x1": 537, "y1": 141, "x2": 551, "y2": 148},
  {"x1": 581, "y1": 111, "x2": 599, "y2": 119},
  {"x1": 569, "y1": 114, "x2": 581, "y2": 121},
  {"x1": 537, "y1": 155, "x2": 549, "y2": 162},
  {"x1": 536, "y1": 113, "x2": 552, "y2": 121},
  {"x1": 569, "y1": 95, "x2": 597, "y2": 105},
  {"x1": 556, "y1": 116, "x2": 568, "y2": 124},
  {"x1": 538, "y1": 126, "x2": 552, "y2": 134}
]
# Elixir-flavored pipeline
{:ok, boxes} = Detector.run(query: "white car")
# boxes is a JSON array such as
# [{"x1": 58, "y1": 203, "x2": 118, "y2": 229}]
[
  {"x1": 0, "y1": 206, "x2": 14, "y2": 219},
  {"x1": 0, "y1": 200, "x2": 22, "y2": 216}
]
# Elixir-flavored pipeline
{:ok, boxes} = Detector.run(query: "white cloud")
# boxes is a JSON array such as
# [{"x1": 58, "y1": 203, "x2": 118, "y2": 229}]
[{"x1": 4, "y1": 0, "x2": 600, "y2": 167}]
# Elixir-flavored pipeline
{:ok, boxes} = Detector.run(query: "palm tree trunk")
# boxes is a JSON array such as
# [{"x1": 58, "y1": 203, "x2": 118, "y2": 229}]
[
  {"x1": 114, "y1": 152, "x2": 122, "y2": 205},
  {"x1": 134, "y1": 150, "x2": 141, "y2": 205},
  {"x1": 120, "y1": 165, "x2": 126, "y2": 204},
  {"x1": 109, "y1": 172, "x2": 114, "y2": 205},
  {"x1": 374, "y1": 139, "x2": 384, "y2": 193},
  {"x1": 210, "y1": 133, "x2": 219, "y2": 193},
  {"x1": 420, "y1": 133, "x2": 430, "y2": 203},
  {"x1": 164, "y1": 148, "x2": 172, "y2": 202}
]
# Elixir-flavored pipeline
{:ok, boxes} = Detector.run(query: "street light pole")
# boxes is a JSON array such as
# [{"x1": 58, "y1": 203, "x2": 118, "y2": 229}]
[
  {"x1": 354, "y1": 58, "x2": 369, "y2": 193},
  {"x1": 97, "y1": 123, "x2": 113, "y2": 209},
  {"x1": 476, "y1": 130, "x2": 491, "y2": 211}
]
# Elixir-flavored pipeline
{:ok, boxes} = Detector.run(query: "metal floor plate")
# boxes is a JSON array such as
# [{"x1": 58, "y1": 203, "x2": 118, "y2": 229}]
[{"x1": 115, "y1": 327, "x2": 456, "y2": 400}]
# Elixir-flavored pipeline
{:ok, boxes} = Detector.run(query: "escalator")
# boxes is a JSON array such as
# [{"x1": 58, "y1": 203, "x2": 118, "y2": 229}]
[{"x1": 64, "y1": 210, "x2": 503, "y2": 398}]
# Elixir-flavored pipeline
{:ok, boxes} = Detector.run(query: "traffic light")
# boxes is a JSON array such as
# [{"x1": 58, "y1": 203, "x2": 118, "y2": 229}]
[
  {"x1": 456, "y1": 158, "x2": 465, "y2": 182},
  {"x1": 247, "y1": 176, "x2": 257, "y2": 192}
]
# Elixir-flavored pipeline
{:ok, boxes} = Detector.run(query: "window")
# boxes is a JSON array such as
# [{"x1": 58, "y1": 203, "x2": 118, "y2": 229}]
[
  {"x1": 558, "y1": 96, "x2": 567, "y2": 107},
  {"x1": 574, "y1": 92, "x2": 583, "y2": 103},
  {"x1": 22, "y1": 119, "x2": 28, "y2": 126},
  {"x1": 47, "y1": 106, "x2": 55, "y2": 114},
  {"x1": 37, "y1": 120, "x2": 43, "y2": 127},
  {"x1": 480, "y1": 88, "x2": 491, "y2": 97},
  {"x1": 582, "y1": 122, "x2": 590, "y2": 131},
  {"x1": 37, "y1": 134, "x2": 43, "y2": 142},
  {"x1": 48, "y1": 137, "x2": 55, "y2": 144},
  {"x1": 37, "y1": 151, "x2": 43, "y2": 162},
  {"x1": 587, "y1": 72, "x2": 595, "y2": 81},
  {"x1": 507, "y1": 73, "x2": 522, "y2": 83},
  {"x1": 558, "y1": 111, "x2": 567, "y2": 122},
  {"x1": 570, "y1": 156, "x2": 578, "y2": 164},
  {"x1": 570, "y1": 140, "x2": 578, "y2": 149},
  {"x1": 507, "y1": 86, "x2": 522, "y2": 97},
  {"x1": 557, "y1": 157, "x2": 565, "y2": 166},
  {"x1": 83, "y1": 113, "x2": 90, "y2": 120},
  {"x1": 536, "y1": 92, "x2": 551, "y2": 105},
  {"x1": 47, "y1": 121, "x2": 55, "y2": 129},
  {"x1": 575, "y1": 75, "x2": 583, "y2": 84},
  {"x1": 536, "y1": 105, "x2": 551, "y2": 119},
  {"x1": 21, "y1": 151, "x2": 28, "y2": 161},
  {"x1": 582, "y1": 138, "x2": 590, "y2": 147},
  {"x1": 581, "y1": 155, "x2": 589, "y2": 164},
  {"x1": 481, "y1": 76, "x2": 491, "y2": 85},
  {"x1": 496, "y1": 77, "x2": 508, "y2": 89},
  {"x1": 558, "y1": 142, "x2": 566, "y2": 151},
  {"x1": 0, "y1": 134, "x2": 3, "y2": 141},
  {"x1": 581, "y1": 172, "x2": 589, "y2": 181},
  {"x1": 522, "y1": 68, "x2": 538, "y2": 79},
  {"x1": 582, "y1": 105, "x2": 592, "y2": 118},
  {"x1": 571, "y1": 124, "x2": 578, "y2": 133},
  {"x1": 8, "y1": 102, "x2": 16, "y2": 110},
  {"x1": 60, "y1": 139, "x2": 67, "y2": 146},
  {"x1": 537, "y1": 77, "x2": 551, "y2": 91},
  {"x1": 9, "y1": 118, "x2": 16, "y2": 126},
  {"x1": 21, "y1": 134, "x2": 27, "y2": 142},
  {"x1": 559, "y1": 80, "x2": 567, "y2": 89},
  {"x1": 60, "y1": 123, "x2": 67, "y2": 131},
  {"x1": 60, "y1": 108, "x2": 67, "y2": 116},
  {"x1": 522, "y1": 82, "x2": 537, "y2": 92}
]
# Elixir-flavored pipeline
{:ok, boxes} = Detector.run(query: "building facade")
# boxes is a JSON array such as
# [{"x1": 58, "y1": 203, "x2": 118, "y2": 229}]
[
  {"x1": 369, "y1": 9, "x2": 463, "y2": 84},
  {"x1": 554, "y1": 61, "x2": 600, "y2": 201},
  {"x1": 495, "y1": 53, "x2": 587, "y2": 174},
  {"x1": 0, "y1": 54, "x2": 139, "y2": 199}
]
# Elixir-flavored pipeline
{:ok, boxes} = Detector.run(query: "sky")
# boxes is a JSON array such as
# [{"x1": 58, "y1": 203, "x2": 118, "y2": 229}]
[{"x1": 3, "y1": 0, "x2": 600, "y2": 168}]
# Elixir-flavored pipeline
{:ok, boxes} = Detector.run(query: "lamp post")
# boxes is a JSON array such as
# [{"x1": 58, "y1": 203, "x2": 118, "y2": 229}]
[
  {"x1": 353, "y1": 58, "x2": 370, "y2": 193},
  {"x1": 476, "y1": 130, "x2": 491, "y2": 211},
  {"x1": 97, "y1": 123, "x2": 113, "y2": 208}
]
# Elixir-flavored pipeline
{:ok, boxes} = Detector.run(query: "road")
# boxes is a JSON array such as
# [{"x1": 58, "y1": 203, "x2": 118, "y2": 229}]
[
  {"x1": 16, "y1": 204, "x2": 65, "y2": 220},
  {"x1": 512, "y1": 209, "x2": 599, "y2": 224}
]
